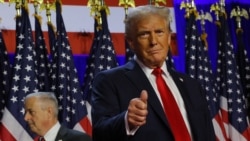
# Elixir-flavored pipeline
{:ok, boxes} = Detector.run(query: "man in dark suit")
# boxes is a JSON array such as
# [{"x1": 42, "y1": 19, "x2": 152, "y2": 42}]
[
  {"x1": 91, "y1": 5, "x2": 216, "y2": 141},
  {"x1": 24, "y1": 92, "x2": 91, "y2": 141}
]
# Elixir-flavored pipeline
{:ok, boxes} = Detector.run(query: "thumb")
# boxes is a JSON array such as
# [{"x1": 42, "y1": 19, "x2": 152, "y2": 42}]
[{"x1": 140, "y1": 90, "x2": 148, "y2": 103}]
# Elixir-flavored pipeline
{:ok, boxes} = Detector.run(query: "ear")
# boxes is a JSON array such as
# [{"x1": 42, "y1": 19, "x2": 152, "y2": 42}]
[
  {"x1": 167, "y1": 33, "x2": 171, "y2": 45},
  {"x1": 46, "y1": 106, "x2": 54, "y2": 119}
]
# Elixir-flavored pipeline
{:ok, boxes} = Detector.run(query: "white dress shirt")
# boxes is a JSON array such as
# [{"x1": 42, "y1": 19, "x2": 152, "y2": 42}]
[{"x1": 43, "y1": 121, "x2": 61, "y2": 141}]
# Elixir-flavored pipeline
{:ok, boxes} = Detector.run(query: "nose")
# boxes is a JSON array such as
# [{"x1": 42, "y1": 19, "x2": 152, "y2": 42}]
[
  {"x1": 24, "y1": 112, "x2": 30, "y2": 121},
  {"x1": 149, "y1": 32, "x2": 157, "y2": 46}
]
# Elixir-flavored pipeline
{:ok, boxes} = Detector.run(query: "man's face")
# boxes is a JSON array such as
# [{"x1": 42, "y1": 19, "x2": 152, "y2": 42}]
[
  {"x1": 128, "y1": 14, "x2": 171, "y2": 68},
  {"x1": 24, "y1": 97, "x2": 48, "y2": 136}
]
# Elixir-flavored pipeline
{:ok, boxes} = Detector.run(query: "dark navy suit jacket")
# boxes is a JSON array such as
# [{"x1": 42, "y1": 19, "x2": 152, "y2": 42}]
[
  {"x1": 55, "y1": 126, "x2": 92, "y2": 141},
  {"x1": 91, "y1": 60, "x2": 215, "y2": 141}
]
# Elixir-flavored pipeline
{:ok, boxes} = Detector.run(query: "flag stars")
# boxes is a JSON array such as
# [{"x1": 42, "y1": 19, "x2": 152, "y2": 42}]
[
  {"x1": 72, "y1": 88, "x2": 77, "y2": 93},
  {"x1": 60, "y1": 62, "x2": 66, "y2": 68},
  {"x1": 107, "y1": 45, "x2": 112, "y2": 51},
  {"x1": 22, "y1": 86, "x2": 29, "y2": 93},
  {"x1": 72, "y1": 109, "x2": 75, "y2": 114},
  {"x1": 66, "y1": 55, "x2": 70, "y2": 60},
  {"x1": 20, "y1": 108, "x2": 25, "y2": 115},
  {"x1": 13, "y1": 75, "x2": 20, "y2": 81},
  {"x1": 12, "y1": 85, "x2": 19, "y2": 92},
  {"x1": 26, "y1": 55, "x2": 33, "y2": 61},
  {"x1": 237, "y1": 118, "x2": 243, "y2": 123},
  {"x1": 73, "y1": 78, "x2": 78, "y2": 83},
  {"x1": 237, "y1": 98, "x2": 242, "y2": 104},
  {"x1": 227, "y1": 79, "x2": 232, "y2": 84},
  {"x1": 67, "y1": 96, "x2": 70, "y2": 101},
  {"x1": 59, "y1": 73, "x2": 65, "y2": 79},
  {"x1": 66, "y1": 116, "x2": 70, "y2": 122},
  {"x1": 67, "y1": 106, "x2": 71, "y2": 112},
  {"x1": 58, "y1": 95, "x2": 63, "y2": 101},
  {"x1": 72, "y1": 98, "x2": 76, "y2": 104},
  {"x1": 24, "y1": 76, "x2": 31, "y2": 82},
  {"x1": 25, "y1": 65, "x2": 32, "y2": 72},
  {"x1": 61, "y1": 53, "x2": 66, "y2": 58},
  {"x1": 237, "y1": 108, "x2": 242, "y2": 113},
  {"x1": 99, "y1": 55, "x2": 105, "y2": 60},
  {"x1": 227, "y1": 88, "x2": 233, "y2": 94},
  {"x1": 15, "y1": 54, "x2": 22, "y2": 61},
  {"x1": 107, "y1": 56, "x2": 112, "y2": 61},
  {"x1": 19, "y1": 34, "x2": 25, "y2": 40},
  {"x1": 59, "y1": 84, "x2": 64, "y2": 89},
  {"x1": 11, "y1": 96, "x2": 18, "y2": 103},
  {"x1": 98, "y1": 65, "x2": 104, "y2": 70},
  {"x1": 27, "y1": 45, "x2": 33, "y2": 51}
]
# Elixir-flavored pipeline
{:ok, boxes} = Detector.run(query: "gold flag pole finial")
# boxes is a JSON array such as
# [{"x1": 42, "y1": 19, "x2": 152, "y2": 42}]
[
  {"x1": 9, "y1": 0, "x2": 22, "y2": 17},
  {"x1": 40, "y1": 0, "x2": 56, "y2": 23},
  {"x1": 87, "y1": 0, "x2": 103, "y2": 31},
  {"x1": 31, "y1": 0, "x2": 44, "y2": 26},
  {"x1": 197, "y1": 10, "x2": 213, "y2": 49},
  {"x1": 197, "y1": 10, "x2": 213, "y2": 33},
  {"x1": 0, "y1": 0, "x2": 4, "y2": 24},
  {"x1": 219, "y1": 0, "x2": 225, "y2": 11},
  {"x1": 152, "y1": 0, "x2": 166, "y2": 7},
  {"x1": 210, "y1": 2, "x2": 220, "y2": 22},
  {"x1": 180, "y1": 0, "x2": 197, "y2": 18},
  {"x1": 230, "y1": 6, "x2": 249, "y2": 34},
  {"x1": 118, "y1": 0, "x2": 135, "y2": 19},
  {"x1": 31, "y1": 0, "x2": 43, "y2": 14},
  {"x1": 210, "y1": 0, "x2": 226, "y2": 21}
]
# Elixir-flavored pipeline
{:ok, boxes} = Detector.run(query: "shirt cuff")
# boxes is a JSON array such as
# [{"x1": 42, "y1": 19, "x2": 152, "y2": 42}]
[{"x1": 124, "y1": 111, "x2": 139, "y2": 136}]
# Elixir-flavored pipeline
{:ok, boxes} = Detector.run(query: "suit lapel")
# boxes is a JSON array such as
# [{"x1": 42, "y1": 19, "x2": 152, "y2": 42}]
[
  {"x1": 55, "y1": 126, "x2": 66, "y2": 141},
  {"x1": 168, "y1": 69, "x2": 191, "y2": 105}
]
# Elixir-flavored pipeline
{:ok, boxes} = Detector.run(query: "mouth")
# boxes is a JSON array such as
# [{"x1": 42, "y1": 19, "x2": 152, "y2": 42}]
[
  {"x1": 27, "y1": 123, "x2": 35, "y2": 128},
  {"x1": 148, "y1": 49, "x2": 161, "y2": 54}
]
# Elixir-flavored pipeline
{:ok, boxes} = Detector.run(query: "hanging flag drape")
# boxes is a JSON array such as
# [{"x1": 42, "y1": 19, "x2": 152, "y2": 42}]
[
  {"x1": 184, "y1": 11, "x2": 228, "y2": 141},
  {"x1": 0, "y1": 30, "x2": 11, "y2": 120},
  {"x1": 82, "y1": 6, "x2": 119, "y2": 136},
  {"x1": 216, "y1": 12, "x2": 250, "y2": 141},
  {"x1": 49, "y1": 0, "x2": 88, "y2": 132},
  {"x1": 1, "y1": 5, "x2": 39, "y2": 141},
  {"x1": 235, "y1": 29, "x2": 250, "y2": 118},
  {"x1": 34, "y1": 14, "x2": 51, "y2": 91}
]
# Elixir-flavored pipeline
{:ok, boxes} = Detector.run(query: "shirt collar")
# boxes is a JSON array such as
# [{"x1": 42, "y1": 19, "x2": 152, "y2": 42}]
[
  {"x1": 135, "y1": 56, "x2": 169, "y2": 77},
  {"x1": 43, "y1": 122, "x2": 61, "y2": 141}
]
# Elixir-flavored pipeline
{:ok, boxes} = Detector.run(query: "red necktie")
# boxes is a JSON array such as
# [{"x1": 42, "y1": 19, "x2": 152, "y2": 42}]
[
  {"x1": 39, "y1": 137, "x2": 45, "y2": 141},
  {"x1": 152, "y1": 68, "x2": 191, "y2": 141}
]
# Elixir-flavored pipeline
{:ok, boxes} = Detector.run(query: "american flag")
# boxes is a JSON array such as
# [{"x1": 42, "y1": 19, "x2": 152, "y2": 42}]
[
  {"x1": 1, "y1": 5, "x2": 38, "y2": 141},
  {"x1": 216, "y1": 13, "x2": 250, "y2": 140},
  {"x1": 166, "y1": 48, "x2": 175, "y2": 70},
  {"x1": 49, "y1": 0, "x2": 89, "y2": 134},
  {"x1": 0, "y1": 30, "x2": 12, "y2": 120},
  {"x1": 82, "y1": 7, "x2": 119, "y2": 136},
  {"x1": 235, "y1": 29, "x2": 250, "y2": 118},
  {"x1": 47, "y1": 20, "x2": 56, "y2": 61},
  {"x1": 125, "y1": 39, "x2": 134, "y2": 62},
  {"x1": 184, "y1": 12, "x2": 227, "y2": 140},
  {"x1": 34, "y1": 14, "x2": 51, "y2": 91}
]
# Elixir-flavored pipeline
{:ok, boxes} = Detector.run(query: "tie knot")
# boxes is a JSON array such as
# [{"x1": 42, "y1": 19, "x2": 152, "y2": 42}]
[
  {"x1": 39, "y1": 137, "x2": 45, "y2": 141},
  {"x1": 152, "y1": 68, "x2": 162, "y2": 76}
]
